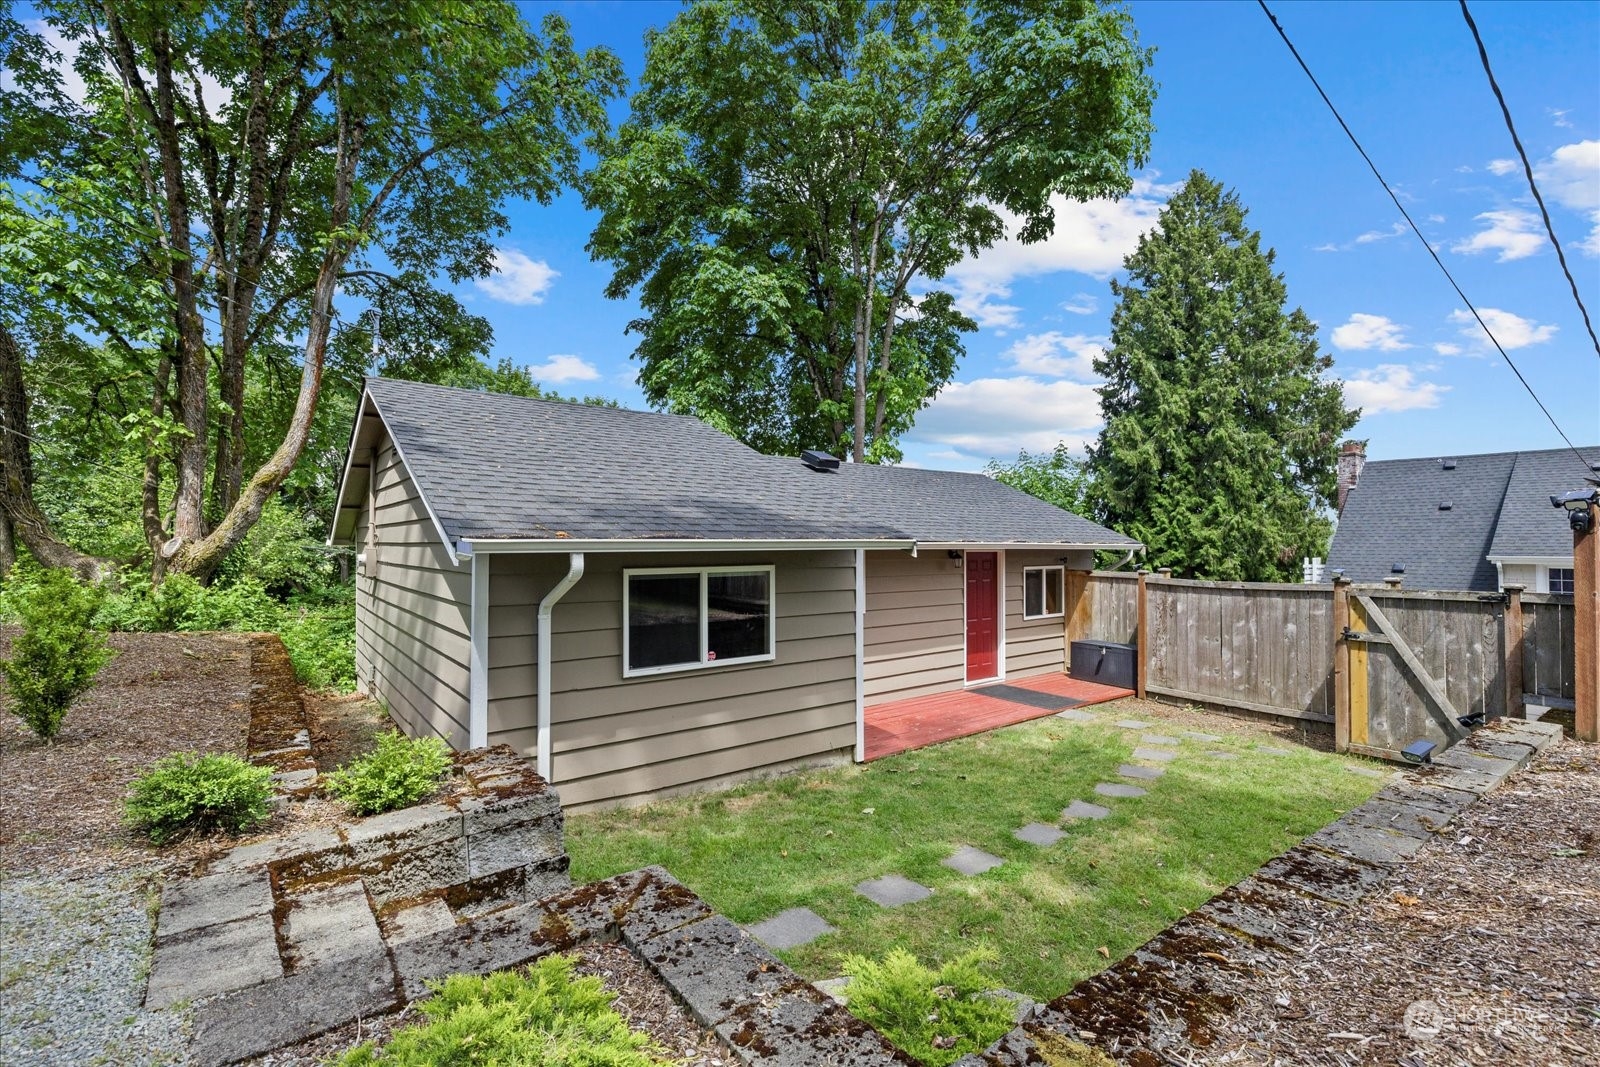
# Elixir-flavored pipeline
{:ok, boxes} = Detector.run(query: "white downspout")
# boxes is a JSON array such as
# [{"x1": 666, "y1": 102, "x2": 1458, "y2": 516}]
[
  {"x1": 468, "y1": 550, "x2": 488, "y2": 749},
  {"x1": 537, "y1": 553, "x2": 585, "y2": 782},
  {"x1": 854, "y1": 548, "x2": 866, "y2": 762}
]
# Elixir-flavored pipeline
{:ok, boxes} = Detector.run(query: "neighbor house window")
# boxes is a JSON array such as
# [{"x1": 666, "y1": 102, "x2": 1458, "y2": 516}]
[
  {"x1": 623, "y1": 566, "x2": 775, "y2": 676},
  {"x1": 1023, "y1": 566, "x2": 1064, "y2": 619},
  {"x1": 1548, "y1": 567, "x2": 1575, "y2": 595}
]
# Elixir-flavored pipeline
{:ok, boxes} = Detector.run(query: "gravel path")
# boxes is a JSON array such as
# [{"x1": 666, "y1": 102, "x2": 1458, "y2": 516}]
[{"x1": 0, "y1": 869, "x2": 192, "y2": 1066}]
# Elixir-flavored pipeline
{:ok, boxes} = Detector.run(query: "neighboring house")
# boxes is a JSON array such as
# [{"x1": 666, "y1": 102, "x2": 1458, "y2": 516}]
[
  {"x1": 329, "y1": 378, "x2": 1139, "y2": 809},
  {"x1": 1326, "y1": 441, "x2": 1600, "y2": 593}
]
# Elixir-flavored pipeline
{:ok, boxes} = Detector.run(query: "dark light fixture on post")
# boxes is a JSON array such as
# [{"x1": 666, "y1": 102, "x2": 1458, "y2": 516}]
[{"x1": 1551, "y1": 488, "x2": 1599, "y2": 533}]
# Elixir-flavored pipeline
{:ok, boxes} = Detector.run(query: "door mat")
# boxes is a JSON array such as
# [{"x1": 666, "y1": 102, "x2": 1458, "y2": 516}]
[{"x1": 972, "y1": 684, "x2": 1084, "y2": 712}]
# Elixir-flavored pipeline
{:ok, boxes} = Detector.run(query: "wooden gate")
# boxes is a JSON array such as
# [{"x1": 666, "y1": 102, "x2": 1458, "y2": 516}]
[{"x1": 1335, "y1": 585, "x2": 1506, "y2": 759}]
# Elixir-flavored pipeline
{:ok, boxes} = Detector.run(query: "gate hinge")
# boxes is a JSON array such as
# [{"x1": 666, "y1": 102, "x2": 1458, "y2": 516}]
[{"x1": 1477, "y1": 593, "x2": 1509, "y2": 604}]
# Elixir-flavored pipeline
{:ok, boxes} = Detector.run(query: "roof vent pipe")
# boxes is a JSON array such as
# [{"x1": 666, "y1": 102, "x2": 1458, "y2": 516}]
[
  {"x1": 1441, "y1": 458, "x2": 1457, "y2": 470},
  {"x1": 537, "y1": 553, "x2": 585, "y2": 783}
]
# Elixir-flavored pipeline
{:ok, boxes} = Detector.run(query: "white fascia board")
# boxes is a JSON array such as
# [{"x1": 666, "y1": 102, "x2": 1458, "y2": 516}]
[
  {"x1": 914, "y1": 541, "x2": 1143, "y2": 552},
  {"x1": 456, "y1": 537, "x2": 917, "y2": 555},
  {"x1": 1486, "y1": 554, "x2": 1573, "y2": 565},
  {"x1": 364, "y1": 391, "x2": 463, "y2": 567}
]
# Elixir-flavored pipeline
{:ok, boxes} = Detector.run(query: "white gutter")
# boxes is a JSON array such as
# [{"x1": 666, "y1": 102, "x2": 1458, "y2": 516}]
[
  {"x1": 536, "y1": 552, "x2": 585, "y2": 782},
  {"x1": 854, "y1": 548, "x2": 866, "y2": 762},
  {"x1": 915, "y1": 541, "x2": 1144, "y2": 552},
  {"x1": 468, "y1": 552, "x2": 489, "y2": 748},
  {"x1": 459, "y1": 537, "x2": 915, "y2": 555}
]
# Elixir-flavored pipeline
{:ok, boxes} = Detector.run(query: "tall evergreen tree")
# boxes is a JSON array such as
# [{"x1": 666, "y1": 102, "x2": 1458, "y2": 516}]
[{"x1": 1088, "y1": 171, "x2": 1358, "y2": 581}]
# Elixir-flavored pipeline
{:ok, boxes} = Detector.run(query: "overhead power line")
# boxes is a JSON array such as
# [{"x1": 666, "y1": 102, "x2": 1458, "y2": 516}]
[
  {"x1": 1458, "y1": 0, "x2": 1600, "y2": 363},
  {"x1": 1256, "y1": 0, "x2": 1594, "y2": 478}
]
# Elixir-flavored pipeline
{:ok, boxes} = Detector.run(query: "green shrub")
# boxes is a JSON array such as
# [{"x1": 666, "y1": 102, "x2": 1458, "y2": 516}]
[
  {"x1": 332, "y1": 955, "x2": 666, "y2": 1066},
  {"x1": 279, "y1": 593, "x2": 357, "y2": 691},
  {"x1": 324, "y1": 731, "x2": 451, "y2": 815},
  {"x1": 842, "y1": 947, "x2": 1016, "y2": 1067},
  {"x1": 124, "y1": 752, "x2": 274, "y2": 845},
  {"x1": 0, "y1": 567, "x2": 114, "y2": 741}
]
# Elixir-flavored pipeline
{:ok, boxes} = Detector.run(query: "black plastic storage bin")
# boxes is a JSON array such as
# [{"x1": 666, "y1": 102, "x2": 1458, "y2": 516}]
[{"x1": 1070, "y1": 639, "x2": 1137, "y2": 690}]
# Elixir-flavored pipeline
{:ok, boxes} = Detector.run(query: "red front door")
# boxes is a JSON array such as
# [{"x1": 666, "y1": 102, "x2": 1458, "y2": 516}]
[{"x1": 965, "y1": 552, "x2": 999, "y2": 682}]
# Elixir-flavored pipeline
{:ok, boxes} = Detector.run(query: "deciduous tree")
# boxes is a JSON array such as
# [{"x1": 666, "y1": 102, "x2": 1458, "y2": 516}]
[
  {"x1": 585, "y1": 0, "x2": 1155, "y2": 462},
  {"x1": 1088, "y1": 170, "x2": 1358, "y2": 581}
]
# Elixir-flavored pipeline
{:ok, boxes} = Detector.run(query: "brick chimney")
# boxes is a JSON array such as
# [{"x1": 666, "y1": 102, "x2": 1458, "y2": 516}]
[{"x1": 1336, "y1": 440, "x2": 1366, "y2": 514}]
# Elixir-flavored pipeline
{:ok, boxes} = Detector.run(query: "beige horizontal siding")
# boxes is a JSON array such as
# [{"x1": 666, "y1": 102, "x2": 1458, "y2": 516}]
[
  {"x1": 863, "y1": 551, "x2": 965, "y2": 704},
  {"x1": 354, "y1": 434, "x2": 471, "y2": 749},
  {"x1": 1005, "y1": 550, "x2": 1071, "y2": 680},
  {"x1": 488, "y1": 550, "x2": 858, "y2": 809}
]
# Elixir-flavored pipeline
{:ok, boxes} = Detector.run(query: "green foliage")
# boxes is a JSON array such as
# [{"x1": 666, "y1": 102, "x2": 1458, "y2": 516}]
[
  {"x1": 279, "y1": 590, "x2": 357, "y2": 692},
  {"x1": 439, "y1": 356, "x2": 620, "y2": 408},
  {"x1": 124, "y1": 752, "x2": 273, "y2": 845},
  {"x1": 332, "y1": 955, "x2": 666, "y2": 1066},
  {"x1": 0, "y1": 567, "x2": 113, "y2": 741},
  {"x1": 585, "y1": 0, "x2": 1155, "y2": 461},
  {"x1": 842, "y1": 947, "x2": 1015, "y2": 1067},
  {"x1": 215, "y1": 498, "x2": 337, "y2": 596},
  {"x1": 985, "y1": 444, "x2": 1097, "y2": 519},
  {"x1": 1088, "y1": 171, "x2": 1359, "y2": 581},
  {"x1": 323, "y1": 732, "x2": 452, "y2": 816}
]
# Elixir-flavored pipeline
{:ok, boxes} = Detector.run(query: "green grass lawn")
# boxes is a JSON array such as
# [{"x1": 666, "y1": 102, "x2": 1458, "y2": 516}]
[{"x1": 566, "y1": 706, "x2": 1382, "y2": 1000}]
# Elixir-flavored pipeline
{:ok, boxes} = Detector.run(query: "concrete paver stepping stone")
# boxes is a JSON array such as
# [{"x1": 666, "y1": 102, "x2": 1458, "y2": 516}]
[
  {"x1": 1062, "y1": 800, "x2": 1111, "y2": 821},
  {"x1": 1258, "y1": 745, "x2": 1295, "y2": 756},
  {"x1": 1141, "y1": 734, "x2": 1182, "y2": 746},
  {"x1": 1095, "y1": 782, "x2": 1148, "y2": 798},
  {"x1": 943, "y1": 846, "x2": 1006, "y2": 876},
  {"x1": 1131, "y1": 746, "x2": 1178, "y2": 762},
  {"x1": 1118, "y1": 763, "x2": 1164, "y2": 780},
  {"x1": 1056, "y1": 709, "x2": 1097, "y2": 723},
  {"x1": 747, "y1": 907, "x2": 837, "y2": 949},
  {"x1": 1014, "y1": 823, "x2": 1066, "y2": 847},
  {"x1": 1183, "y1": 731, "x2": 1224, "y2": 742},
  {"x1": 855, "y1": 874, "x2": 933, "y2": 908},
  {"x1": 1114, "y1": 719, "x2": 1151, "y2": 729},
  {"x1": 1207, "y1": 750, "x2": 1239, "y2": 760}
]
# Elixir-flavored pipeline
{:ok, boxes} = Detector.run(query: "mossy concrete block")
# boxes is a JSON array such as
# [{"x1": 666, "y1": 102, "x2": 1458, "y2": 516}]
[
  {"x1": 158, "y1": 869, "x2": 273, "y2": 938},
  {"x1": 454, "y1": 784, "x2": 561, "y2": 834},
  {"x1": 1306, "y1": 821, "x2": 1429, "y2": 866},
  {"x1": 382, "y1": 897, "x2": 456, "y2": 945},
  {"x1": 361, "y1": 836, "x2": 468, "y2": 908},
  {"x1": 520, "y1": 853, "x2": 573, "y2": 903},
  {"x1": 1255, "y1": 844, "x2": 1389, "y2": 906},
  {"x1": 209, "y1": 827, "x2": 345, "y2": 876},
  {"x1": 147, "y1": 914, "x2": 282, "y2": 1010},
  {"x1": 465, "y1": 813, "x2": 563, "y2": 876},
  {"x1": 633, "y1": 915, "x2": 789, "y2": 1027},
  {"x1": 615, "y1": 869, "x2": 717, "y2": 948},
  {"x1": 345, "y1": 802, "x2": 461, "y2": 864},
  {"x1": 712, "y1": 981, "x2": 915, "y2": 1066},
  {"x1": 1342, "y1": 797, "x2": 1451, "y2": 840},
  {"x1": 189, "y1": 949, "x2": 398, "y2": 1067},
  {"x1": 390, "y1": 901, "x2": 572, "y2": 1001},
  {"x1": 280, "y1": 878, "x2": 384, "y2": 973},
  {"x1": 1430, "y1": 746, "x2": 1519, "y2": 781}
]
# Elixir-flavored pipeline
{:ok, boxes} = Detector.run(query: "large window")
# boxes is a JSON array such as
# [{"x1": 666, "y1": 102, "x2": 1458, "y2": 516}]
[
  {"x1": 623, "y1": 566, "x2": 775, "y2": 677},
  {"x1": 1023, "y1": 565, "x2": 1064, "y2": 620},
  {"x1": 1548, "y1": 567, "x2": 1575, "y2": 595}
]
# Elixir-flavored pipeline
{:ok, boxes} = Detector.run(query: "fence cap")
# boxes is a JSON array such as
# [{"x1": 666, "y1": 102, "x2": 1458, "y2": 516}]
[{"x1": 1502, "y1": 583, "x2": 1526, "y2": 593}]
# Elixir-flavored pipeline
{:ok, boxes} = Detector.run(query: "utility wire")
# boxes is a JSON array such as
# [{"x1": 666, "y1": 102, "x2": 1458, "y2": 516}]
[
  {"x1": 1256, "y1": 0, "x2": 1595, "y2": 478},
  {"x1": 1459, "y1": 0, "x2": 1600, "y2": 362}
]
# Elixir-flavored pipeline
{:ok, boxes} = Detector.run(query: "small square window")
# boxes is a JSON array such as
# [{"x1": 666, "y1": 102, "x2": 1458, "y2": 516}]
[
  {"x1": 1548, "y1": 567, "x2": 1575, "y2": 595},
  {"x1": 624, "y1": 566, "x2": 776, "y2": 677},
  {"x1": 1023, "y1": 566, "x2": 1065, "y2": 620}
]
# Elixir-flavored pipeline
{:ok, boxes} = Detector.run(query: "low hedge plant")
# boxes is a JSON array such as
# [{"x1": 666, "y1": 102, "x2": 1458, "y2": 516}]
[
  {"x1": 324, "y1": 731, "x2": 451, "y2": 816},
  {"x1": 125, "y1": 752, "x2": 274, "y2": 845},
  {"x1": 842, "y1": 947, "x2": 1016, "y2": 1067}
]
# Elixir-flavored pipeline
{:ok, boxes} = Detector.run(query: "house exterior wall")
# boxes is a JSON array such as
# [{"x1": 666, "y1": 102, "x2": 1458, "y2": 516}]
[
  {"x1": 353, "y1": 433, "x2": 472, "y2": 747},
  {"x1": 488, "y1": 550, "x2": 859, "y2": 810},
  {"x1": 863, "y1": 548, "x2": 1093, "y2": 706},
  {"x1": 1500, "y1": 562, "x2": 1538, "y2": 590}
]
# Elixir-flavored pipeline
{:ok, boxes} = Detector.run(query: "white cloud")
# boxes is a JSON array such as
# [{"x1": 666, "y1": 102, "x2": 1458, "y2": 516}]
[
  {"x1": 526, "y1": 354, "x2": 598, "y2": 383},
  {"x1": 1341, "y1": 364, "x2": 1449, "y2": 414},
  {"x1": 943, "y1": 174, "x2": 1173, "y2": 328},
  {"x1": 1002, "y1": 331, "x2": 1104, "y2": 380},
  {"x1": 1549, "y1": 108, "x2": 1574, "y2": 129},
  {"x1": 1315, "y1": 221, "x2": 1407, "y2": 252},
  {"x1": 1061, "y1": 293, "x2": 1099, "y2": 316},
  {"x1": 1486, "y1": 158, "x2": 1519, "y2": 176},
  {"x1": 1452, "y1": 209, "x2": 1545, "y2": 261},
  {"x1": 9, "y1": 20, "x2": 230, "y2": 111},
  {"x1": 1533, "y1": 139, "x2": 1600, "y2": 255},
  {"x1": 1432, "y1": 342, "x2": 1463, "y2": 356},
  {"x1": 909, "y1": 376, "x2": 1103, "y2": 460},
  {"x1": 1449, "y1": 307, "x2": 1558, "y2": 350},
  {"x1": 1427, "y1": 214, "x2": 1447, "y2": 224},
  {"x1": 1330, "y1": 313, "x2": 1412, "y2": 352},
  {"x1": 476, "y1": 249, "x2": 559, "y2": 305}
]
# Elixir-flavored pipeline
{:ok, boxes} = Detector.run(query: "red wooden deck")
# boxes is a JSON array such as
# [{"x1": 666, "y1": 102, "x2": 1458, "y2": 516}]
[{"x1": 863, "y1": 673, "x2": 1133, "y2": 761}]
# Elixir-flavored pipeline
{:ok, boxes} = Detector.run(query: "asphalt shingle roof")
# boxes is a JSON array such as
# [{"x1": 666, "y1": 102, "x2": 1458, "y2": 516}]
[
  {"x1": 1326, "y1": 445, "x2": 1599, "y2": 591},
  {"x1": 356, "y1": 378, "x2": 1136, "y2": 550}
]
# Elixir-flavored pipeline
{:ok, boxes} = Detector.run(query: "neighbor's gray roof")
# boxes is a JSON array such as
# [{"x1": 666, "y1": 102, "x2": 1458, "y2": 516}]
[
  {"x1": 1326, "y1": 445, "x2": 1598, "y2": 591},
  {"x1": 337, "y1": 377, "x2": 1137, "y2": 550}
]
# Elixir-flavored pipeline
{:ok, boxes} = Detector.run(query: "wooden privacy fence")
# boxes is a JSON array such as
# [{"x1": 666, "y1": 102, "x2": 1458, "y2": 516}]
[{"x1": 1064, "y1": 571, "x2": 1578, "y2": 759}]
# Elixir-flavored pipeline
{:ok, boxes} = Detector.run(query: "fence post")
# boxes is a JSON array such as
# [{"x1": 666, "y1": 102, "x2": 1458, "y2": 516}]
[
  {"x1": 1503, "y1": 584, "x2": 1525, "y2": 721},
  {"x1": 1332, "y1": 576, "x2": 1351, "y2": 753},
  {"x1": 1135, "y1": 570, "x2": 1150, "y2": 699},
  {"x1": 1576, "y1": 502, "x2": 1598, "y2": 743}
]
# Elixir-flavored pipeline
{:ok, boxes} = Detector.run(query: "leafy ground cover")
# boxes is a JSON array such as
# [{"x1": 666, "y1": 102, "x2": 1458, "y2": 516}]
[{"x1": 568, "y1": 701, "x2": 1382, "y2": 1000}]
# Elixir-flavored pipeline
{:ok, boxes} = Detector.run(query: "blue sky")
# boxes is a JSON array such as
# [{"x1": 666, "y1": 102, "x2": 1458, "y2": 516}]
[{"x1": 465, "y1": 0, "x2": 1599, "y2": 473}]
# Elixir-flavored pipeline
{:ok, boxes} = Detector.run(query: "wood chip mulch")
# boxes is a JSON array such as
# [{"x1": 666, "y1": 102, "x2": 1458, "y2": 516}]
[
  {"x1": 0, "y1": 630, "x2": 254, "y2": 878},
  {"x1": 1198, "y1": 739, "x2": 1600, "y2": 1065}
]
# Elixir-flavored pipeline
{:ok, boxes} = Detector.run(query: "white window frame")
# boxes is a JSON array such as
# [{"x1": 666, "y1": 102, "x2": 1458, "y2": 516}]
[
  {"x1": 1546, "y1": 566, "x2": 1575, "y2": 595},
  {"x1": 1022, "y1": 565, "x2": 1065, "y2": 620},
  {"x1": 621, "y1": 564, "x2": 777, "y2": 678}
]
